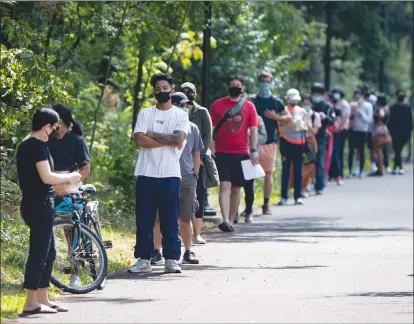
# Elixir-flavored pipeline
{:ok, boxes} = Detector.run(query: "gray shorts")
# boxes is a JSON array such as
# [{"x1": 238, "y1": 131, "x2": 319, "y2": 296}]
[{"x1": 179, "y1": 173, "x2": 198, "y2": 220}]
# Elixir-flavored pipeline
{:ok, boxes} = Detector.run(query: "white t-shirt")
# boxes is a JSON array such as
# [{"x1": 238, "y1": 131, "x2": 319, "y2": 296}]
[{"x1": 133, "y1": 105, "x2": 190, "y2": 178}]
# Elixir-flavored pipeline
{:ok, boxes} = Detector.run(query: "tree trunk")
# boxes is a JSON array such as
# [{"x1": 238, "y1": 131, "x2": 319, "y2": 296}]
[
  {"x1": 132, "y1": 51, "x2": 145, "y2": 132},
  {"x1": 202, "y1": 1, "x2": 212, "y2": 109},
  {"x1": 378, "y1": 4, "x2": 386, "y2": 93},
  {"x1": 324, "y1": 2, "x2": 333, "y2": 90}
]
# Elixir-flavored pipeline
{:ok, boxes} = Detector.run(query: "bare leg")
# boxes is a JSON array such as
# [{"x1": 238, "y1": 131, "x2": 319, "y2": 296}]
[
  {"x1": 229, "y1": 186, "x2": 241, "y2": 224},
  {"x1": 376, "y1": 147, "x2": 384, "y2": 173},
  {"x1": 180, "y1": 219, "x2": 193, "y2": 251},
  {"x1": 219, "y1": 181, "x2": 231, "y2": 223},
  {"x1": 264, "y1": 172, "x2": 273, "y2": 200},
  {"x1": 153, "y1": 219, "x2": 162, "y2": 250},
  {"x1": 193, "y1": 218, "x2": 203, "y2": 236},
  {"x1": 23, "y1": 290, "x2": 40, "y2": 311}
]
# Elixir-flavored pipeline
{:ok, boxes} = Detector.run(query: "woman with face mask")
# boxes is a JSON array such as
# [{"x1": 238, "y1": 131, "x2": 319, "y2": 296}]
[
  {"x1": 277, "y1": 89, "x2": 309, "y2": 205},
  {"x1": 16, "y1": 108, "x2": 81, "y2": 315}
]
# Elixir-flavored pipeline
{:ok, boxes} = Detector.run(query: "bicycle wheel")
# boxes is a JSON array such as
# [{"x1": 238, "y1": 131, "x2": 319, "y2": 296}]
[{"x1": 51, "y1": 219, "x2": 108, "y2": 294}]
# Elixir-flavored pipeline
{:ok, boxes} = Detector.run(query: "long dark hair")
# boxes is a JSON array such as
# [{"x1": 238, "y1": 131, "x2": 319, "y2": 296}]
[
  {"x1": 52, "y1": 104, "x2": 83, "y2": 135},
  {"x1": 32, "y1": 108, "x2": 59, "y2": 131}
]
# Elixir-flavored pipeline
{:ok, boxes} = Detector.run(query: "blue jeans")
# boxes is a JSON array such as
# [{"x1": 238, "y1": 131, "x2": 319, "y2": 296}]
[
  {"x1": 134, "y1": 176, "x2": 181, "y2": 261},
  {"x1": 280, "y1": 138, "x2": 303, "y2": 200},
  {"x1": 315, "y1": 136, "x2": 327, "y2": 191}
]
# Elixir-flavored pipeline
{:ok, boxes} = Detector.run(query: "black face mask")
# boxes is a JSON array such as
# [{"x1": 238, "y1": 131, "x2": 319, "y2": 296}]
[
  {"x1": 155, "y1": 91, "x2": 171, "y2": 103},
  {"x1": 184, "y1": 92, "x2": 195, "y2": 102},
  {"x1": 398, "y1": 95, "x2": 406, "y2": 102},
  {"x1": 229, "y1": 86, "x2": 242, "y2": 97},
  {"x1": 48, "y1": 125, "x2": 60, "y2": 139}
]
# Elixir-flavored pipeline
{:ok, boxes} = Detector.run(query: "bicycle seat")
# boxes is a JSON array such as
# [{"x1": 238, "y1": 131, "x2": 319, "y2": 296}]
[{"x1": 79, "y1": 184, "x2": 97, "y2": 194}]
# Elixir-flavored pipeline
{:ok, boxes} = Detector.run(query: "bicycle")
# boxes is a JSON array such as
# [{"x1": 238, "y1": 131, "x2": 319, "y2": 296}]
[{"x1": 51, "y1": 162, "x2": 111, "y2": 294}]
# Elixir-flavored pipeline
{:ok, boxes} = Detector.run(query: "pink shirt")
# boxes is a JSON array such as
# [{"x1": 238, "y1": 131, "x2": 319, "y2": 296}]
[{"x1": 338, "y1": 99, "x2": 351, "y2": 130}]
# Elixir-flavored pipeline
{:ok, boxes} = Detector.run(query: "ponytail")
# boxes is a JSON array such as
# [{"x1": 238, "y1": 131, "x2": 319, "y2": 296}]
[{"x1": 71, "y1": 118, "x2": 83, "y2": 136}]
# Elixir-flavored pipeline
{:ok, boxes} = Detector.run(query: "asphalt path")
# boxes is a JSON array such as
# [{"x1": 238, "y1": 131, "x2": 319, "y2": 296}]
[{"x1": 14, "y1": 165, "x2": 413, "y2": 323}]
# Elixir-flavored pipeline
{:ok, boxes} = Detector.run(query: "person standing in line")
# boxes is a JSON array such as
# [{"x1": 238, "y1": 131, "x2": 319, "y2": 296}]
[
  {"x1": 180, "y1": 82, "x2": 215, "y2": 245},
  {"x1": 310, "y1": 83, "x2": 336, "y2": 195},
  {"x1": 326, "y1": 90, "x2": 342, "y2": 185},
  {"x1": 348, "y1": 89, "x2": 373, "y2": 178},
  {"x1": 277, "y1": 89, "x2": 308, "y2": 206},
  {"x1": 361, "y1": 84, "x2": 378, "y2": 173},
  {"x1": 370, "y1": 94, "x2": 391, "y2": 177},
  {"x1": 388, "y1": 88, "x2": 413, "y2": 175},
  {"x1": 330, "y1": 86, "x2": 351, "y2": 183},
  {"x1": 129, "y1": 73, "x2": 189, "y2": 274},
  {"x1": 151, "y1": 92, "x2": 204, "y2": 265},
  {"x1": 210, "y1": 74, "x2": 259, "y2": 232},
  {"x1": 251, "y1": 72, "x2": 291, "y2": 214},
  {"x1": 236, "y1": 115, "x2": 267, "y2": 224},
  {"x1": 17, "y1": 108, "x2": 81, "y2": 315}
]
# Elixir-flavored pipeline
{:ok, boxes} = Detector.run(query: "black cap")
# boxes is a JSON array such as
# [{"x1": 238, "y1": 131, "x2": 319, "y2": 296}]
[
  {"x1": 311, "y1": 83, "x2": 325, "y2": 94},
  {"x1": 171, "y1": 92, "x2": 190, "y2": 105}
]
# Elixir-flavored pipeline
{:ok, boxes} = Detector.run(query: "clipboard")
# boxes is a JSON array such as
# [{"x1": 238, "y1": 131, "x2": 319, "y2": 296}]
[{"x1": 241, "y1": 159, "x2": 265, "y2": 180}]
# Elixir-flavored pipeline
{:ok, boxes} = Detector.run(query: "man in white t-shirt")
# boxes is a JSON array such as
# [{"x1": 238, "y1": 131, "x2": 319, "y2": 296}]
[{"x1": 128, "y1": 73, "x2": 190, "y2": 274}]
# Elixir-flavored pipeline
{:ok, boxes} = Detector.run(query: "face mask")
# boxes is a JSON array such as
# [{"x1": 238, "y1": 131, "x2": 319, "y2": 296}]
[
  {"x1": 398, "y1": 95, "x2": 406, "y2": 102},
  {"x1": 288, "y1": 101, "x2": 297, "y2": 106},
  {"x1": 184, "y1": 92, "x2": 195, "y2": 102},
  {"x1": 48, "y1": 125, "x2": 60, "y2": 139},
  {"x1": 229, "y1": 86, "x2": 242, "y2": 97},
  {"x1": 312, "y1": 96, "x2": 322, "y2": 103},
  {"x1": 179, "y1": 105, "x2": 189, "y2": 114},
  {"x1": 303, "y1": 105, "x2": 312, "y2": 111},
  {"x1": 258, "y1": 82, "x2": 272, "y2": 98},
  {"x1": 155, "y1": 91, "x2": 171, "y2": 103},
  {"x1": 357, "y1": 97, "x2": 363, "y2": 104}
]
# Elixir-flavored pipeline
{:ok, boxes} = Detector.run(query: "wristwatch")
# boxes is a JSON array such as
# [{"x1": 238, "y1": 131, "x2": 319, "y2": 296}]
[{"x1": 250, "y1": 148, "x2": 257, "y2": 153}]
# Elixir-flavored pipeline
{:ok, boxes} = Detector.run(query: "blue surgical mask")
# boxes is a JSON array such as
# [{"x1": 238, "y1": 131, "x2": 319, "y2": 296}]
[
  {"x1": 179, "y1": 106, "x2": 189, "y2": 114},
  {"x1": 312, "y1": 96, "x2": 322, "y2": 103},
  {"x1": 258, "y1": 82, "x2": 272, "y2": 98},
  {"x1": 303, "y1": 105, "x2": 312, "y2": 111},
  {"x1": 357, "y1": 97, "x2": 363, "y2": 104}
]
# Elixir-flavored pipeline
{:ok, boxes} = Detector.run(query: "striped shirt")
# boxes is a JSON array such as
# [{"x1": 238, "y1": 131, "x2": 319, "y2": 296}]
[{"x1": 133, "y1": 105, "x2": 190, "y2": 178}]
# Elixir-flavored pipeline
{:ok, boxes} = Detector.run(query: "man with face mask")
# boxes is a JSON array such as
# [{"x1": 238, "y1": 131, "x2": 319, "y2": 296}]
[
  {"x1": 310, "y1": 83, "x2": 336, "y2": 195},
  {"x1": 327, "y1": 90, "x2": 343, "y2": 185},
  {"x1": 181, "y1": 82, "x2": 217, "y2": 245},
  {"x1": 251, "y1": 72, "x2": 291, "y2": 214},
  {"x1": 210, "y1": 74, "x2": 259, "y2": 232},
  {"x1": 129, "y1": 73, "x2": 189, "y2": 274},
  {"x1": 388, "y1": 88, "x2": 413, "y2": 175}
]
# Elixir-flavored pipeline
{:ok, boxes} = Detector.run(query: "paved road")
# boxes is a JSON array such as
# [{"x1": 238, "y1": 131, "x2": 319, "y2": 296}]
[{"x1": 15, "y1": 166, "x2": 413, "y2": 323}]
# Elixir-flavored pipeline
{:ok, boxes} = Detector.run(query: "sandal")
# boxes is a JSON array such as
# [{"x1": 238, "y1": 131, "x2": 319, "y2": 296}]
[
  {"x1": 218, "y1": 222, "x2": 234, "y2": 233},
  {"x1": 20, "y1": 305, "x2": 57, "y2": 316},
  {"x1": 50, "y1": 304, "x2": 69, "y2": 312}
]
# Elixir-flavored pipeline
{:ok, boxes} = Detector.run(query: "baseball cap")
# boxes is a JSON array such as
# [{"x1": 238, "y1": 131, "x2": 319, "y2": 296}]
[
  {"x1": 171, "y1": 92, "x2": 190, "y2": 105},
  {"x1": 286, "y1": 88, "x2": 301, "y2": 101},
  {"x1": 181, "y1": 82, "x2": 196, "y2": 93}
]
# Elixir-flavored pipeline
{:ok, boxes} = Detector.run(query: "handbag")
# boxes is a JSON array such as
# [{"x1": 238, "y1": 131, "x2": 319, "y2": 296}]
[{"x1": 212, "y1": 98, "x2": 246, "y2": 140}]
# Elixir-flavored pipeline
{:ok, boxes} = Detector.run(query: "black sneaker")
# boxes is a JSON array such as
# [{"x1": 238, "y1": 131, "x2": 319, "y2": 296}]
[
  {"x1": 233, "y1": 213, "x2": 239, "y2": 224},
  {"x1": 262, "y1": 205, "x2": 271, "y2": 215},
  {"x1": 183, "y1": 250, "x2": 199, "y2": 264},
  {"x1": 150, "y1": 249, "x2": 164, "y2": 265},
  {"x1": 369, "y1": 170, "x2": 383, "y2": 177},
  {"x1": 218, "y1": 221, "x2": 234, "y2": 232}
]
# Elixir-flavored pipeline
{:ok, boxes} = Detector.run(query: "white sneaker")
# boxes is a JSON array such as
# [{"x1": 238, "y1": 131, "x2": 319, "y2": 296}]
[
  {"x1": 386, "y1": 167, "x2": 392, "y2": 174},
  {"x1": 164, "y1": 259, "x2": 181, "y2": 273},
  {"x1": 295, "y1": 198, "x2": 304, "y2": 205},
  {"x1": 302, "y1": 192, "x2": 309, "y2": 198},
  {"x1": 127, "y1": 259, "x2": 152, "y2": 273},
  {"x1": 277, "y1": 198, "x2": 288, "y2": 206},
  {"x1": 371, "y1": 163, "x2": 378, "y2": 173},
  {"x1": 193, "y1": 235, "x2": 206, "y2": 245},
  {"x1": 69, "y1": 275, "x2": 82, "y2": 289},
  {"x1": 399, "y1": 169, "x2": 405, "y2": 175}
]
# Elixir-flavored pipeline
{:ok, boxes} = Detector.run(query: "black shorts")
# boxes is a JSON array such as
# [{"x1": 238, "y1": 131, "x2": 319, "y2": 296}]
[
  {"x1": 367, "y1": 132, "x2": 373, "y2": 150},
  {"x1": 214, "y1": 152, "x2": 249, "y2": 187}
]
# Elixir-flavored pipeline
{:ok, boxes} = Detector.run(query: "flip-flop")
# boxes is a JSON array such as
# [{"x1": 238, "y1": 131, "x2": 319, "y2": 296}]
[
  {"x1": 20, "y1": 306, "x2": 57, "y2": 316},
  {"x1": 50, "y1": 304, "x2": 69, "y2": 312}
]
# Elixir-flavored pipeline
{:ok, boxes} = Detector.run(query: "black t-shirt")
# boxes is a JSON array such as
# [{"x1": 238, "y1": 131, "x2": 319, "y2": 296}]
[
  {"x1": 312, "y1": 100, "x2": 336, "y2": 138},
  {"x1": 388, "y1": 103, "x2": 413, "y2": 136},
  {"x1": 16, "y1": 137, "x2": 55, "y2": 197},
  {"x1": 48, "y1": 131, "x2": 90, "y2": 171}
]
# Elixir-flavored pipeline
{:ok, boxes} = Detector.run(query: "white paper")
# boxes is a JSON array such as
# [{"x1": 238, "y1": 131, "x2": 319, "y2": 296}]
[
  {"x1": 241, "y1": 159, "x2": 265, "y2": 180},
  {"x1": 175, "y1": 139, "x2": 187, "y2": 159}
]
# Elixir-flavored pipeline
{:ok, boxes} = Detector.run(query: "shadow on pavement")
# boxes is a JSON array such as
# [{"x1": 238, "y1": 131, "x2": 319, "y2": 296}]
[
  {"x1": 108, "y1": 264, "x2": 328, "y2": 280},
  {"x1": 63, "y1": 296, "x2": 155, "y2": 304},
  {"x1": 346, "y1": 291, "x2": 414, "y2": 298},
  {"x1": 205, "y1": 216, "x2": 411, "y2": 244}
]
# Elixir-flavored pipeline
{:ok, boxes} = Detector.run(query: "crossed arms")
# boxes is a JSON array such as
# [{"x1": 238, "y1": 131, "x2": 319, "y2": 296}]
[{"x1": 134, "y1": 130, "x2": 186, "y2": 149}]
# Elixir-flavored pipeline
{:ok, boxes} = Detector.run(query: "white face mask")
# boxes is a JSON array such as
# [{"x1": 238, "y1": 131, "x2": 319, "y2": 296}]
[{"x1": 303, "y1": 105, "x2": 312, "y2": 111}]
